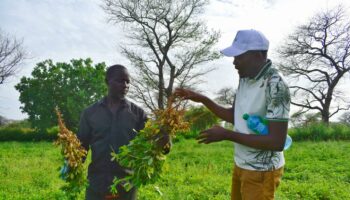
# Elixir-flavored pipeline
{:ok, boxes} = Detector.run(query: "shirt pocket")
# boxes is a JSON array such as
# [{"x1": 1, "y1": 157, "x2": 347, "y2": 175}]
[
  {"x1": 89, "y1": 113, "x2": 111, "y2": 140},
  {"x1": 119, "y1": 112, "x2": 139, "y2": 140}
]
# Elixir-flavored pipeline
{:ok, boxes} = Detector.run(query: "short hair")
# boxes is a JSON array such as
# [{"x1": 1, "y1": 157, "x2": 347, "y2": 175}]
[{"x1": 105, "y1": 64, "x2": 127, "y2": 82}]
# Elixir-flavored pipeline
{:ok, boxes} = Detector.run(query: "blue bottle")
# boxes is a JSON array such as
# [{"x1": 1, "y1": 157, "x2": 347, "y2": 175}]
[
  {"x1": 59, "y1": 159, "x2": 70, "y2": 180},
  {"x1": 242, "y1": 113, "x2": 292, "y2": 150},
  {"x1": 242, "y1": 114, "x2": 268, "y2": 135}
]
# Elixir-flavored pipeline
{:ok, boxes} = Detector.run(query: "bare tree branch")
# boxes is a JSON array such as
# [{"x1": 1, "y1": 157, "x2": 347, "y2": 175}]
[
  {"x1": 276, "y1": 5, "x2": 350, "y2": 124},
  {"x1": 102, "y1": 0, "x2": 220, "y2": 111},
  {"x1": 215, "y1": 87, "x2": 235, "y2": 106},
  {"x1": 0, "y1": 30, "x2": 26, "y2": 84}
]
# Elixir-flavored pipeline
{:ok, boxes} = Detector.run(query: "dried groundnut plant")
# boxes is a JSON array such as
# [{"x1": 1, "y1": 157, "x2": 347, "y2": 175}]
[{"x1": 55, "y1": 107, "x2": 87, "y2": 199}]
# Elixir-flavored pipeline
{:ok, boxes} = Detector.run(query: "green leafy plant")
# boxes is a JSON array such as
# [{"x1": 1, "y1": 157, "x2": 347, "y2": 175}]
[{"x1": 110, "y1": 97, "x2": 189, "y2": 195}]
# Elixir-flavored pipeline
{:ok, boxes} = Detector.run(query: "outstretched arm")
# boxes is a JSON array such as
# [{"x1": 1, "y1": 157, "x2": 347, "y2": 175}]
[{"x1": 174, "y1": 88, "x2": 234, "y2": 124}]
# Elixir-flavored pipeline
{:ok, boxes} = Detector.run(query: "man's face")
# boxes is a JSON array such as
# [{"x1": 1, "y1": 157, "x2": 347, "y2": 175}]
[
  {"x1": 233, "y1": 51, "x2": 260, "y2": 78},
  {"x1": 107, "y1": 69, "x2": 130, "y2": 100}
]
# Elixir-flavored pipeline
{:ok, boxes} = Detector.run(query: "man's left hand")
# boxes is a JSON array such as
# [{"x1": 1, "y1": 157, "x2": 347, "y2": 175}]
[
  {"x1": 59, "y1": 159, "x2": 70, "y2": 180},
  {"x1": 155, "y1": 133, "x2": 172, "y2": 154},
  {"x1": 196, "y1": 125, "x2": 227, "y2": 144}
]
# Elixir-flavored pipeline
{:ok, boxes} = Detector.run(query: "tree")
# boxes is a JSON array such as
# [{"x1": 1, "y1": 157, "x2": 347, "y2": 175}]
[
  {"x1": 290, "y1": 111, "x2": 321, "y2": 127},
  {"x1": 0, "y1": 30, "x2": 26, "y2": 84},
  {"x1": 0, "y1": 115, "x2": 10, "y2": 126},
  {"x1": 215, "y1": 87, "x2": 235, "y2": 106},
  {"x1": 102, "y1": 0, "x2": 220, "y2": 111},
  {"x1": 339, "y1": 111, "x2": 350, "y2": 124},
  {"x1": 184, "y1": 106, "x2": 219, "y2": 131},
  {"x1": 15, "y1": 58, "x2": 106, "y2": 132},
  {"x1": 277, "y1": 5, "x2": 350, "y2": 124}
]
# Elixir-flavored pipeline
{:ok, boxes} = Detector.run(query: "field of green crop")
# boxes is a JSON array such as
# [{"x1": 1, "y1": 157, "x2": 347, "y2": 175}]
[{"x1": 0, "y1": 140, "x2": 349, "y2": 200}]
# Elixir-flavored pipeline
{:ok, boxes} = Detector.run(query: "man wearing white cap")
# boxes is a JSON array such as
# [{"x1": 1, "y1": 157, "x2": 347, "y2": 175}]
[{"x1": 174, "y1": 29, "x2": 290, "y2": 200}]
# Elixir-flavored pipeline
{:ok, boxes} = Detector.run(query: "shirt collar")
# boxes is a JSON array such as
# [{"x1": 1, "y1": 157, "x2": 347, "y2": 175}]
[
  {"x1": 251, "y1": 59, "x2": 272, "y2": 81},
  {"x1": 98, "y1": 96, "x2": 129, "y2": 108}
]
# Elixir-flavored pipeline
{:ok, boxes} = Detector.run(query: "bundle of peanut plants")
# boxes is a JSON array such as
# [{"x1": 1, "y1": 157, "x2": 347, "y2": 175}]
[
  {"x1": 110, "y1": 97, "x2": 189, "y2": 195},
  {"x1": 55, "y1": 108, "x2": 88, "y2": 200}
]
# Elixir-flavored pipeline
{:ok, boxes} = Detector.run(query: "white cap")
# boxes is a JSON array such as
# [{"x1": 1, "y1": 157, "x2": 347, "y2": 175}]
[{"x1": 220, "y1": 29, "x2": 269, "y2": 57}]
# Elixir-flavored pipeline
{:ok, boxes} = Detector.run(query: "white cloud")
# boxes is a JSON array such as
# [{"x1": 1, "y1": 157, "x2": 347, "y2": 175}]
[
  {"x1": 0, "y1": 0, "x2": 127, "y2": 119},
  {"x1": 0, "y1": 0, "x2": 350, "y2": 120}
]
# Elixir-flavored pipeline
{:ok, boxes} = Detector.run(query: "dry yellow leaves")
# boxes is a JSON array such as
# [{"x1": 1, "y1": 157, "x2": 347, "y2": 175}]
[{"x1": 55, "y1": 108, "x2": 87, "y2": 168}]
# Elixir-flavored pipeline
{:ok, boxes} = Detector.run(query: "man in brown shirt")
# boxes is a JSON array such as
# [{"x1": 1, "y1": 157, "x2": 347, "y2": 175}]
[{"x1": 77, "y1": 64, "x2": 169, "y2": 200}]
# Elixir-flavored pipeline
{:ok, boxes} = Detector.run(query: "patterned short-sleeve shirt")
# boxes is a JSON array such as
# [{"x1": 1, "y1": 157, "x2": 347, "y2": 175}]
[{"x1": 234, "y1": 59, "x2": 291, "y2": 171}]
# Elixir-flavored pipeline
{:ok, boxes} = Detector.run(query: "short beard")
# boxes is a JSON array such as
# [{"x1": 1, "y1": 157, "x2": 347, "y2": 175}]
[{"x1": 109, "y1": 93, "x2": 126, "y2": 101}]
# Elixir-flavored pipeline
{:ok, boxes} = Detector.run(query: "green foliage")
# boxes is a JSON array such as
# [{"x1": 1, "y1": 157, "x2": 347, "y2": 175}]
[
  {"x1": 289, "y1": 122, "x2": 350, "y2": 141},
  {"x1": 110, "y1": 124, "x2": 166, "y2": 193},
  {"x1": 111, "y1": 103, "x2": 189, "y2": 194},
  {"x1": 0, "y1": 142, "x2": 85, "y2": 200},
  {"x1": 278, "y1": 141, "x2": 350, "y2": 200},
  {"x1": 184, "y1": 106, "x2": 219, "y2": 134},
  {"x1": 0, "y1": 120, "x2": 57, "y2": 142},
  {"x1": 339, "y1": 111, "x2": 350, "y2": 125},
  {"x1": 290, "y1": 111, "x2": 321, "y2": 127},
  {"x1": 179, "y1": 106, "x2": 225, "y2": 140},
  {"x1": 1, "y1": 119, "x2": 31, "y2": 128},
  {"x1": 60, "y1": 172, "x2": 87, "y2": 200},
  {"x1": 15, "y1": 58, "x2": 107, "y2": 132},
  {"x1": 1, "y1": 140, "x2": 350, "y2": 199},
  {"x1": 138, "y1": 139, "x2": 234, "y2": 199},
  {"x1": 0, "y1": 127, "x2": 57, "y2": 141}
]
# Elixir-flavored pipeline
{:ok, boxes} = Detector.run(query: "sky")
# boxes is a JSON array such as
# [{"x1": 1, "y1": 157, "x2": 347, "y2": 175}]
[{"x1": 0, "y1": 0, "x2": 350, "y2": 120}]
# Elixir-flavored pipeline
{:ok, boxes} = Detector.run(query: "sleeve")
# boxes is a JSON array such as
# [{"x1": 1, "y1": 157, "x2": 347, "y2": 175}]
[
  {"x1": 136, "y1": 109, "x2": 148, "y2": 131},
  {"x1": 77, "y1": 109, "x2": 92, "y2": 152},
  {"x1": 265, "y1": 75, "x2": 291, "y2": 121}
]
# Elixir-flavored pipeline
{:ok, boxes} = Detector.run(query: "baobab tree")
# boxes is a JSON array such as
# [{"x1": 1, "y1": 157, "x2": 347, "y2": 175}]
[
  {"x1": 277, "y1": 5, "x2": 350, "y2": 124},
  {"x1": 103, "y1": 0, "x2": 220, "y2": 111}
]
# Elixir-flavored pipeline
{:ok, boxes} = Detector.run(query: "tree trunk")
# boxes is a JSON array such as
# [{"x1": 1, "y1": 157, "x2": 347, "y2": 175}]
[
  {"x1": 321, "y1": 112, "x2": 329, "y2": 125},
  {"x1": 322, "y1": 100, "x2": 330, "y2": 125}
]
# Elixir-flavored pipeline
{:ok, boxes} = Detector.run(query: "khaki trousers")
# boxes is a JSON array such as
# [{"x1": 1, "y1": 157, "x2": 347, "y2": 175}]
[{"x1": 231, "y1": 165, "x2": 284, "y2": 200}]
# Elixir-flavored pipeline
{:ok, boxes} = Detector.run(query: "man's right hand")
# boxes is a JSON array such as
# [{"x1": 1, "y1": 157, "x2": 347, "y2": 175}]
[
  {"x1": 155, "y1": 132, "x2": 172, "y2": 154},
  {"x1": 174, "y1": 88, "x2": 235, "y2": 124},
  {"x1": 196, "y1": 125, "x2": 229, "y2": 144},
  {"x1": 173, "y1": 88, "x2": 207, "y2": 103}
]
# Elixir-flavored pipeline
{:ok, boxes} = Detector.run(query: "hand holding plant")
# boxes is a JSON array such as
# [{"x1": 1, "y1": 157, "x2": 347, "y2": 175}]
[{"x1": 110, "y1": 96, "x2": 189, "y2": 195}]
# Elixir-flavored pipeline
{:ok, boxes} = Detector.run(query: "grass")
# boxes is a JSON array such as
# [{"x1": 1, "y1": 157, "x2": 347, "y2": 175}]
[
  {"x1": 0, "y1": 142, "x2": 67, "y2": 199},
  {"x1": 289, "y1": 122, "x2": 350, "y2": 141},
  {"x1": 277, "y1": 141, "x2": 350, "y2": 200},
  {"x1": 0, "y1": 140, "x2": 349, "y2": 199}
]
